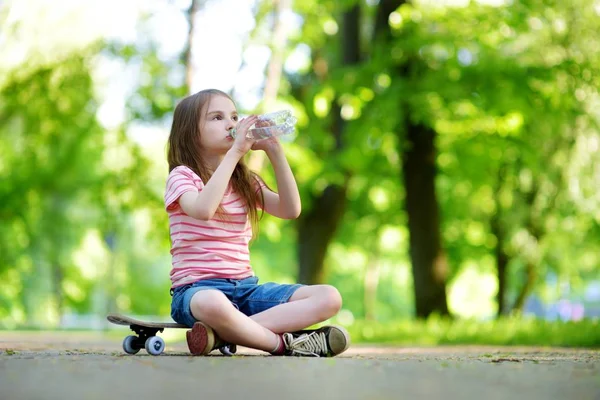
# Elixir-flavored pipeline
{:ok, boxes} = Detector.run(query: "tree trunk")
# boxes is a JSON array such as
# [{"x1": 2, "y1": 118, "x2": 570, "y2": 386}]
[
  {"x1": 297, "y1": 5, "x2": 360, "y2": 284},
  {"x1": 183, "y1": 0, "x2": 200, "y2": 92},
  {"x1": 49, "y1": 195, "x2": 65, "y2": 326},
  {"x1": 402, "y1": 123, "x2": 450, "y2": 317},
  {"x1": 374, "y1": 0, "x2": 401, "y2": 41},
  {"x1": 104, "y1": 231, "x2": 118, "y2": 316},
  {"x1": 262, "y1": 0, "x2": 289, "y2": 110},
  {"x1": 248, "y1": 0, "x2": 291, "y2": 171},
  {"x1": 51, "y1": 261, "x2": 64, "y2": 324},
  {"x1": 492, "y1": 214, "x2": 509, "y2": 317},
  {"x1": 492, "y1": 164, "x2": 509, "y2": 317},
  {"x1": 298, "y1": 185, "x2": 348, "y2": 284},
  {"x1": 512, "y1": 262, "x2": 536, "y2": 313},
  {"x1": 511, "y1": 181, "x2": 542, "y2": 314},
  {"x1": 364, "y1": 253, "x2": 381, "y2": 320},
  {"x1": 375, "y1": 0, "x2": 450, "y2": 318}
]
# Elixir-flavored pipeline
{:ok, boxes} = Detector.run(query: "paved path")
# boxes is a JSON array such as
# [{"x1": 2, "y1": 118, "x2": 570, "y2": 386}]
[{"x1": 1, "y1": 332, "x2": 599, "y2": 400}]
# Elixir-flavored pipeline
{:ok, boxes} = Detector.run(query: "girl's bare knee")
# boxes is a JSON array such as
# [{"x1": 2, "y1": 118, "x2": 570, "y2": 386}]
[
  {"x1": 317, "y1": 285, "x2": 342, "y2": 320},
  {"x1": 190, "y1": 290, "x2": 233, "y2": 323}
]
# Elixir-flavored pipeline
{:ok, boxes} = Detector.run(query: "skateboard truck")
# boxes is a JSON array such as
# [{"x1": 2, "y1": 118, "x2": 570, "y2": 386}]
[
  {"x1": 129, "y1": 325, "x2": 164, "y2": 351},
  {"x1": 121, "y1": 325, "x2": 166, "y2": 356}
]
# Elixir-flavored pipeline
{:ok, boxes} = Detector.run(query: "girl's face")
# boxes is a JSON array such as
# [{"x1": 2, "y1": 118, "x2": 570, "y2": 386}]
[{"x1": 198, "y1": 95, "x2": 238, "y2": 155}]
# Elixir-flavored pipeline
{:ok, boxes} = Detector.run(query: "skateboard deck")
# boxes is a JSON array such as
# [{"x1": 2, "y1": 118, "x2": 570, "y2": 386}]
[
  {"x1": 107, "y1": 313, "x2": 235, "y2": 356},
  {"x1": 107, "y1": 313, "x2": 187, "y2": 329}
]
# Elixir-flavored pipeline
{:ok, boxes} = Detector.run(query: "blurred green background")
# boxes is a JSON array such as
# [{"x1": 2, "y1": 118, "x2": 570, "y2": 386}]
[{"x1": 1, "y1": 0, "x2": 599, "y2": 347}]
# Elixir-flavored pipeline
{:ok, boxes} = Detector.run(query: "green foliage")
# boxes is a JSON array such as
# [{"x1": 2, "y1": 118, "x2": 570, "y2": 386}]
[
  {"x1": 0, "y1": 2, "x2": 166, "y2": 327},
  {"x1": 1, "y1": 0, "x2": 600, "y2": 334},
  {"x1": 346, "y1": 317, "x2": 600, "y2": 348},
  {"x1": 0, "y1": 53, "x2": 103, "y2": 319}
]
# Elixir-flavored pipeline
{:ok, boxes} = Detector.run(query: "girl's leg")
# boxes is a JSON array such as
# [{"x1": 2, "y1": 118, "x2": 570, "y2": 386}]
[
  {"x1": 189, "y1": 289, "x2": 280, "y2": 353},
  {"x1": 249, "y1": 284, "x2": 342, "y2": 333}
]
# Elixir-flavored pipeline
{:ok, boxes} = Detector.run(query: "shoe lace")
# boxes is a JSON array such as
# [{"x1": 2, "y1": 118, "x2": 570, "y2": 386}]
[{"x1": 283, "y1": 331, "x2": 328, "y2": 357}]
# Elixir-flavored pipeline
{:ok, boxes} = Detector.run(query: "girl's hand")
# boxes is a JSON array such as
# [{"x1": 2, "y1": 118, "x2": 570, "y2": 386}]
[
  {"x1": 251, "y1": 136, "x2": 281, "y2": 153},
  {"x1": 251, "y1": 119, "x2": 282, "y2": 153},
  {"x1": 230, "y1": 115, "x2": 258, "y2": 157}
]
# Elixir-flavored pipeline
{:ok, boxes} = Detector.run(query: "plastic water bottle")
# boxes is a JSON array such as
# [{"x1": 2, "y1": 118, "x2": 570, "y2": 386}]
[{"x1": 229, "y1": 110, "x2": 297, "y2": 140}]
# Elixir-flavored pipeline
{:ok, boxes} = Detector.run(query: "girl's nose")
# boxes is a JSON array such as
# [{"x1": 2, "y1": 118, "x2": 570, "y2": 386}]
[{"x1": 225, "y1": 118, "x2": 236, "y2": 131}]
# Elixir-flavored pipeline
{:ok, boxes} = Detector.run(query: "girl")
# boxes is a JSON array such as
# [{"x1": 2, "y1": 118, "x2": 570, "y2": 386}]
[{"x1": 165, "y1": 89, "x2": 350, "y2": 357}]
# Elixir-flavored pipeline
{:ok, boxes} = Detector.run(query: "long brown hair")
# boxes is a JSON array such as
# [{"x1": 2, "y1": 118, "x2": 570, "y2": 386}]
[{"x1": 167, "y1": 89, "x2": 263, "y2": 238}]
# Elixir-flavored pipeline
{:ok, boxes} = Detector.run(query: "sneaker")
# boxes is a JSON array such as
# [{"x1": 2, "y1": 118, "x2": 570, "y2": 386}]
[
  {"x1": 283, "y1": 325, "x2": 350, "y2": 357},
  {"x1": 186, "y1": 322, "x2": 237, "y2": 356},
  {"x1": 186, "y1": 321, "x2": 216, "y2": 355}
]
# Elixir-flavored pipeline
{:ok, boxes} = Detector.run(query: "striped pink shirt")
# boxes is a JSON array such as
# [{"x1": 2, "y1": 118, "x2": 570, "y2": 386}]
[{"x1": 164, "y1": 165, "x2": 264, "y2": 288}]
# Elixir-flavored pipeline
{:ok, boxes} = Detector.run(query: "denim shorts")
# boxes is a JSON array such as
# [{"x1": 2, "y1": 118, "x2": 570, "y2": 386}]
[{"x1": 170, "y1": 276, "x2": 303, "y2": 327}]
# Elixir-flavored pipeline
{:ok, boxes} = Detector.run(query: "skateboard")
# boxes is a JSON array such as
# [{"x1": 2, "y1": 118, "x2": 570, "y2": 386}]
[{"x1": 106, "y1": 313, "x2": 236, "y2": 356}]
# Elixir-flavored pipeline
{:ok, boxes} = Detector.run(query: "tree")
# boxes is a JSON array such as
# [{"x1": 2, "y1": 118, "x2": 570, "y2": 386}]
[
  {"x1": 295, "y1": 2, "x2": 362, "y2": 284},
  {"x1": 373, "y1": 0, "x2": 450, "y2": 317},
  {"x1": 0, "y1": 54, "x2": 106, "y2": 325}
]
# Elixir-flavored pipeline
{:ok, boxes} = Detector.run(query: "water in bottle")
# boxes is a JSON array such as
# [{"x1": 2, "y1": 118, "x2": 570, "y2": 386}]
[{"x1": 229, "y1": 110, "x2": 297, "y2": 140}]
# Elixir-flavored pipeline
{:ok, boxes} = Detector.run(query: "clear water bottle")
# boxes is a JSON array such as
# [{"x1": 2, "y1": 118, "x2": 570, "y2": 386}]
[{"x1": 229, "y1": 110, "x2": 297, "y2": 140}]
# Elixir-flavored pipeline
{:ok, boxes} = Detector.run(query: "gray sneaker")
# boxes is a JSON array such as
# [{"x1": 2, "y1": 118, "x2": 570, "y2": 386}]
[{"x1": 283, "y1": 325, "x2": 350, "y2": 357}]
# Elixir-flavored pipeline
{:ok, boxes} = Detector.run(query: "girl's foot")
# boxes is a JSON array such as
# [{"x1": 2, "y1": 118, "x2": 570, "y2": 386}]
[
  {"x1": 186, "y1": 321, "x2": 216, "y2": 355},
  {"x1": 186, "y1": 321, "x2": 237, "y2": 356},
  {"x1": 283, "y1": 325, "x2": 350, "y2": 357}
]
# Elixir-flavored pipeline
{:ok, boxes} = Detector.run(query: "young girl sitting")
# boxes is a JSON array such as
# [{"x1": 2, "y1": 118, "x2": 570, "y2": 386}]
[{"x1": 165, "y1": 89, "x2": 349, "y2": 357}]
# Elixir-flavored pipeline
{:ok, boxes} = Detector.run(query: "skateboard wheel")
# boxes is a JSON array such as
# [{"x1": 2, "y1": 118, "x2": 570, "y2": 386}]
[
  {"x1": 145, "y1": 336, "x2": 165, "y2": 356},
  {"x1": 123, "y1": 335, "x2": 140, "y2": 355},
  {"x1": 219, "y1": 344, "x2": 237, "y2": 356}
]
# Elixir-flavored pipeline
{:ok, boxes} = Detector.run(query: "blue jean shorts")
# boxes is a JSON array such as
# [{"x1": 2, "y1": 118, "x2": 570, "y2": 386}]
[{"x1": 170, "y1": 276, "x2": 303, "y2": 327}]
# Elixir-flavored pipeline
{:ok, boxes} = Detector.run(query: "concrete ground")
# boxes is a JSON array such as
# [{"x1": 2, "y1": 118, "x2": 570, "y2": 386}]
[{"x1": 1, "y1": 331, "x2": 599, "y2": 400}]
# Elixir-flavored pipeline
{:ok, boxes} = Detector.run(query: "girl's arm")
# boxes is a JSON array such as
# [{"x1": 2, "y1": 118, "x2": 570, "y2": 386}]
[
  {"x1": 257, "y1": 141, "x2": 301, "y2": 219},
  {"x1": 179, "y1": 151, "x2": 241, "y2": 220},
  {"x1": 179, "y1": 116, "x2": 258, "y2": 220}
]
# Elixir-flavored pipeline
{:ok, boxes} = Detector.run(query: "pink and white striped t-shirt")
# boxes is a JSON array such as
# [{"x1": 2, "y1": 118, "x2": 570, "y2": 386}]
[{"x1": 164, "y1": 165, "x2": 264, "y2": 288}]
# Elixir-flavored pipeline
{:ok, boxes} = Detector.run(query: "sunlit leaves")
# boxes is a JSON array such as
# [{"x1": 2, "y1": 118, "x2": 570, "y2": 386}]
[
  {"x1": 1, "y1": 0, "x2": 599, "y2": 325},
  {"x1": 313, "y1": 86, "x2": 335, "y2": 117}
]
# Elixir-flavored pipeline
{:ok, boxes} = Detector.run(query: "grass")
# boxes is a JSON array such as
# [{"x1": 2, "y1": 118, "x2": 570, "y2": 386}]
[
  {"x1": 3, "y1": 317, "x2": 600, "y2": 349},
  {"x1": 344, "y1": 317, "x2": 600, "y2": 348}
]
